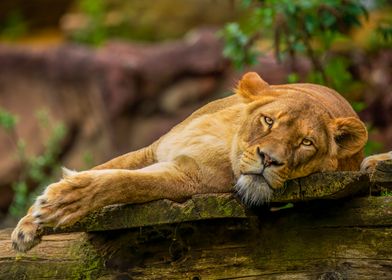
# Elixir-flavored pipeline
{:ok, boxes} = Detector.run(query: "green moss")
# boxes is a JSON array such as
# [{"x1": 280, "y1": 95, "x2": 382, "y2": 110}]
[
  {"x1": 68, "y1": 238, "x2": 104, "y2": 279},
  {"x1": 381, "y1": 190, "x2": 392, "y2": 196}
]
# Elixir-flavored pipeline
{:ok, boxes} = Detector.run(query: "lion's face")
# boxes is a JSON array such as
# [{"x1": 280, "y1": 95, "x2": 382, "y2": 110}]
[{"x1": 233, "y1": 73, "x2": 367, "y2": 205}]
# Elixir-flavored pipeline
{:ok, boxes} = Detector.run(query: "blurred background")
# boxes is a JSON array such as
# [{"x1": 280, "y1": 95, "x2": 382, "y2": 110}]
[{"x1": 0, "y1": 0, "x2": 391, "y2": 226}]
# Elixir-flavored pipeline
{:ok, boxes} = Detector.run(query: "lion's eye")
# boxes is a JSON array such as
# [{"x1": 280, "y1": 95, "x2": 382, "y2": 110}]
[
  {"x1": 301, "y1": 138, "x2": 313, "y2": 146},
  {"x1": 264, "y1": 116, "x2": 274, "y2": 126}
]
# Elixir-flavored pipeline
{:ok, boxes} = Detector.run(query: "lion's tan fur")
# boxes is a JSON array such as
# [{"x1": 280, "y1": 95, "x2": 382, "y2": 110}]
[{"x1": 12, "y1": 72, "x2": 385, "y2": 252}]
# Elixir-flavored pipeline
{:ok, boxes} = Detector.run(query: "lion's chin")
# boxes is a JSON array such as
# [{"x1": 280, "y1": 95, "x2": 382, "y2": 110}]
[{"x1": 234, "y1": 174, "x2": 273, "y2": 206}]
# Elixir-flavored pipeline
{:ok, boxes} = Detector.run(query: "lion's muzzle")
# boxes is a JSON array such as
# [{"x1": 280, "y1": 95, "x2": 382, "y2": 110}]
[{"x1": 234, "y1": 174, "x2": 274, "y2": 206}]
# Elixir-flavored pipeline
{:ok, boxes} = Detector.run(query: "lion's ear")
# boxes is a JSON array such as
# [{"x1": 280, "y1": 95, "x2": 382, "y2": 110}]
[
  {"x1": 332, "y1": 117, "x2": 368, "y2": 158},
  {"x1": 236, "y1": 72, "x2": 269, "y2": 101}
]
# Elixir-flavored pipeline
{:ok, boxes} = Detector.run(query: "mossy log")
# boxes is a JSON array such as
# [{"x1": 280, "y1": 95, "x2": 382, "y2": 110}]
[
  {"x1": 0, "y1": 160, "x2": 391, "y2": 279},
  {"x1": 43, "y1": 160, "x2": 391, "y2": 234},
  {"x1": 1, "y1": 196, "x2": 391, "y2": 279}
]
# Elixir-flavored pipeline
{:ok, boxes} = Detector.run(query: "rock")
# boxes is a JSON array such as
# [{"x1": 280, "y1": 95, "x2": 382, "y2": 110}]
[
  {"x1": 159, "y1": 77, "x2": 217, "y2": 113},
  {"x1": 99, "y1": 28, "x2": 227, "y2": 105}
]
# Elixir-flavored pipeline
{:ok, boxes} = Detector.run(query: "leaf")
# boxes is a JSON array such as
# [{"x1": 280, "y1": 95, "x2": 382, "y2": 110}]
[
  {"x1": 287, "y1": 73, "x2": 300, "y2": 83},
  {"x1": 221, "y1": 22, "x2": 256, "y2": 69},
  {"x1": 292, "y1": 41, "x2": 305, "y2": 52},
  {"x1": 304, "y1": 14, "x2": 315, "y2": 33},
  {"x1": 241, "y1": 0, "x2": 253, "y2": 8},
  {"x1": 285, "y1": 2, "x2": 296, "y2": 15},
  {"x1": 364, "y1": 140, "x2": 383, "y2": 156},
  {"x1": 321, "y1": 10, "x2": 336, "y2": 28},
  {"x1": 351, "y1": 101, "x2": 366, "y2": 113},
  {"x1": 0, "y1": 108, "x2": 18, "y2": 131}
]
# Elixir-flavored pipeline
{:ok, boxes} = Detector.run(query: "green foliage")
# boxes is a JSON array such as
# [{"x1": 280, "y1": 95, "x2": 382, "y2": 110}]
[
  {"x1": 381, "y1": 189, "x2": 392, "y2": 196},
  {"x1": 377, "y1": 20, "x2": 392, "y2": 42},
  {"x1": 0, "y1": 108, "x2": 67, "y2": 218},
  {"x1": 221, "y1": 1, "x2": 389, "y2": 156},
  {"x1": 364, "y1": 139, "x2": 383, "y2": 157},
  {"x1": 70, "y1": 0, "x2": 108, "y2": 46},
  {"x1": 220, "y1": 0, "x2": 376, "y2": 92},
  {"x1": 70, "y1": 0, "x2": 160, "y2": 45},
  {"x1": 0, "y1": 109, "x2": 18, "y2": 131},
  {"x1": 351, "y1": 101, "x2": 366, "y2": 113},
  {"x1": 83, "y1": 151, "x2": 95, "y2": 169},
  {"x1": 286, "y1": 73, "x2": 299, "y2": 83},
  {"x1": 0, "y1": 11, "x2": 28, "y2": 40},
  {"x1": 220, "y1": 23, "x2": 259, "y2": 69}
]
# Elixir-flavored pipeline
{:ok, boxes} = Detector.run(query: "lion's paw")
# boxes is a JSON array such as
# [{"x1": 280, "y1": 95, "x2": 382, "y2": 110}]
[
  {"x1": 11, "y1": 214, "x2": 42, "y2": 253},
  {"x1": 11, "y1": 170, "x2": 98, "y2": 252},
  {"x1": 360, "y1": 151, "x2": 392, "y2": 173},
  {"x1": 31, "y1": 172, "x2": 94, "y2": 228}
]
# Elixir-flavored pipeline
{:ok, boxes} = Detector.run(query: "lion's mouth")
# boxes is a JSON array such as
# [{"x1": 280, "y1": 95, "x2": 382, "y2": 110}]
[
  {"x1": 234, "y1": 174, "x2": 274, "y2": 206},
  {"x1": 241, "y1": 171, "x2": 272, "y2": 185}
]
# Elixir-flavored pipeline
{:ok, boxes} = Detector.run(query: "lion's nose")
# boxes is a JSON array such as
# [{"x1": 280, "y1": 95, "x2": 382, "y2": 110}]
[{"x1": 257, "y1": 148, "x2": 283, "y2": 167}]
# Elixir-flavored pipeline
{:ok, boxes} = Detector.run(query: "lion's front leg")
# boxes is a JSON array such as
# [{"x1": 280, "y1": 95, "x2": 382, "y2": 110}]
[{"x1": 11, "y1": 156, "x2": 207, "y2": 252}]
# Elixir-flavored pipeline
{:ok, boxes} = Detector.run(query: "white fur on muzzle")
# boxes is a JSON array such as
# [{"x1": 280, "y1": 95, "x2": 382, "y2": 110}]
[{"x1": 234, "y1": 174, "x2": 274, "y2": 206}]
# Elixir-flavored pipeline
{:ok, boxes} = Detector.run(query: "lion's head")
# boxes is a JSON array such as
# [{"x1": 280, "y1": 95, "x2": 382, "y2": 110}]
[{"x1": 232, "y1": 72, "x2": 368, "y2": 205}]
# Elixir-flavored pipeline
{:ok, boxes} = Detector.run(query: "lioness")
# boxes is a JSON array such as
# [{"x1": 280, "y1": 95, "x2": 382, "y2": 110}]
[{"x1": 11, "y1": 72, "x2": 391, "y2": 252}]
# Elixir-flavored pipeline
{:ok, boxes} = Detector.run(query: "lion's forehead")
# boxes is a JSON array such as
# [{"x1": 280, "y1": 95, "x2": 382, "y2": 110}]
[
  {"x1": 279, "y1": 115, "x2": 329, "y2": 137},
  {"x1": 261, "y1": 96, "x2": 330, "y2": 116}
]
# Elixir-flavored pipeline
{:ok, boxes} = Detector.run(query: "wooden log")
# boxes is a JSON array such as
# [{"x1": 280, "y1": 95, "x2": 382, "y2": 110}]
[
  {"x1": 370, "y1": 159, "x2": 392, "y2": 183},
  {"x1": 1, "y1": 160, "x2": 392, "y2": 279},
  {"x1": 275, "y1": 170, "x2": 369, "y2": 202},
  {"x1": 42, "y1": 169, "x2": 372, "y2": 234},
  {"x1": 0, "y1": 230, "x2": 91, "y2": 280},
  {"x1": 47, "y1": 193, "x2": 248, "y2": 233},
  {"x1": 11, "y1": 160, "x2": 391, "y2": 238},
  {"x1": 1, "y1": 196, "x2": 391, "y2": 279}
]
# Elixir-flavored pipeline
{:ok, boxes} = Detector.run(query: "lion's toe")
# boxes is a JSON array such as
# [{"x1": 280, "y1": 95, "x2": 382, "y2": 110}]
[{"x1": 11, "y1": 215, "x2": 42, "y2": 253}]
